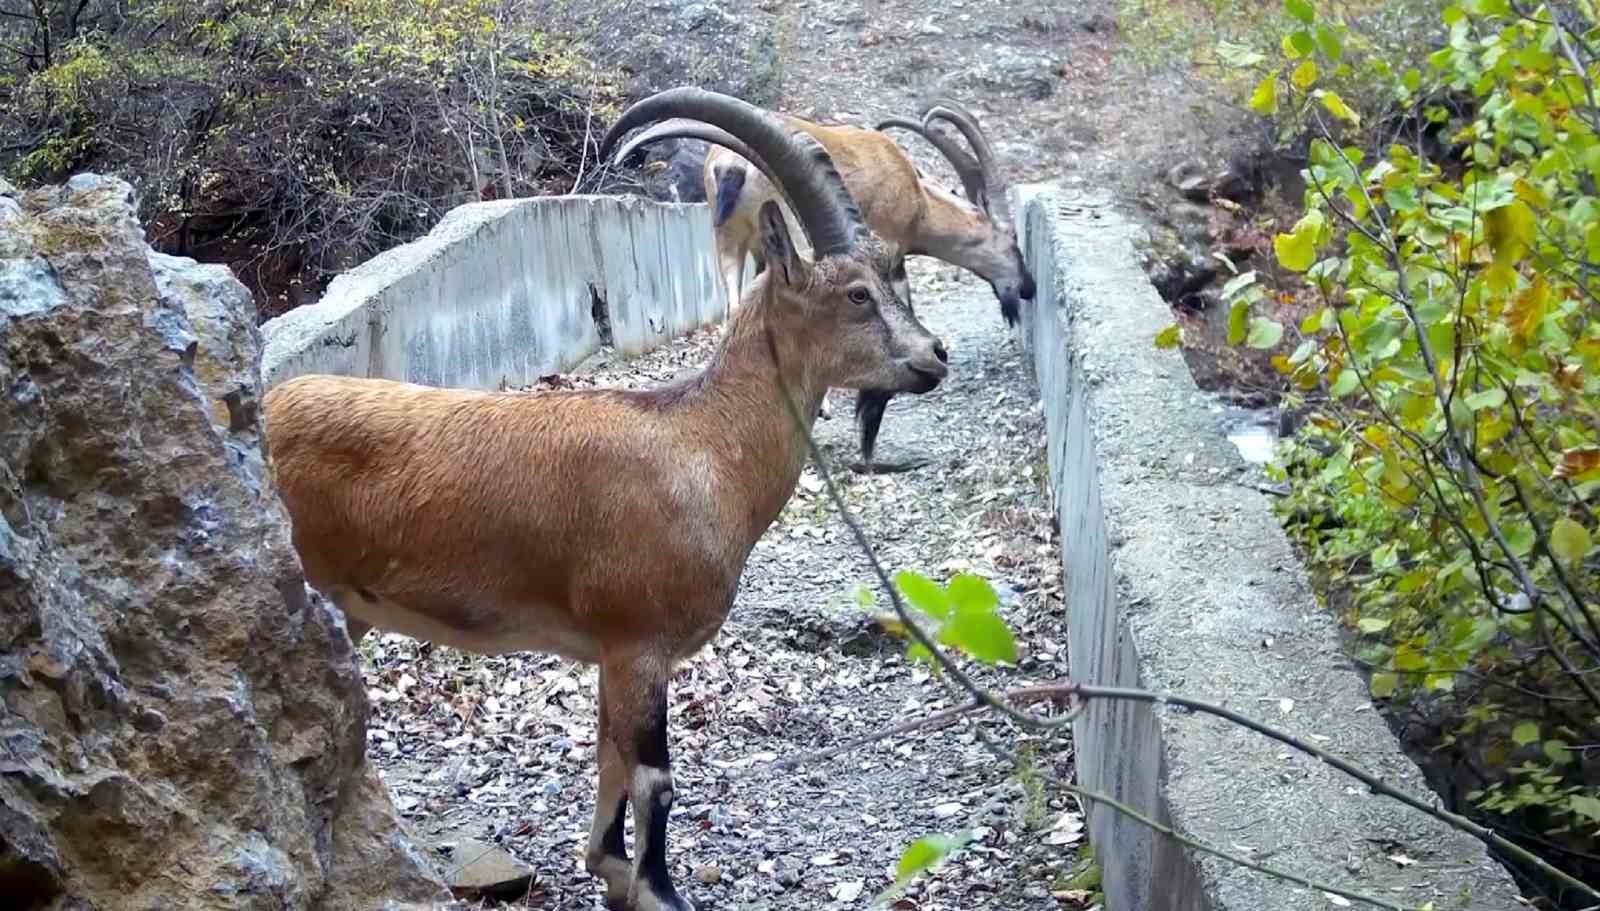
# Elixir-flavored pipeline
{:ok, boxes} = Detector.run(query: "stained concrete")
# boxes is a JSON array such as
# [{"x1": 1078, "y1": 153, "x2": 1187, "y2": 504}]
[
  {"x1": 260, "y1": 194, "x2": 725, "y2": 390},
  {"x1": 1011, "y1": 185, "x2": 1523, "y2": 910}
]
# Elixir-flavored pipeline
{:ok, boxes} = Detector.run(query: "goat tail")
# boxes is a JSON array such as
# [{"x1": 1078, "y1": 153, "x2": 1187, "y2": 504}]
[{"x1": 712, "y1": 164, "x2": 746, "y2": 227}]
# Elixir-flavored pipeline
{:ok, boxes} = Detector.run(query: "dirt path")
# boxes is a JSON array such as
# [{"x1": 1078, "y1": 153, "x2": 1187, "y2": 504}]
[{"x1": 358, "y1": 3, "x2": 1240, "y2": 908}]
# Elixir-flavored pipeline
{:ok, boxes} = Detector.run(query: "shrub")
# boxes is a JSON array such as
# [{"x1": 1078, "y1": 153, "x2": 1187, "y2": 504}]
[
  {"x1": 1162, "y1": 0, "x2": 1600, "y2": 894},
  {"x1": 0, "y1": 0, "x2": 621, "y2": 316}
]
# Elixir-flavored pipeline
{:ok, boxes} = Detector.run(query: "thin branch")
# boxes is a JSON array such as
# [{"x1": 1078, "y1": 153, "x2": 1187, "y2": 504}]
[
  {"x1": 1053, "y1": 777, "x2": 1415, "y2": 911},
  {"x1": 775, "y1": 684, "x2": 1076, "y2": 771},
  {"x1": 569, "y1": 68, "x2": 599, "y2": 194}
]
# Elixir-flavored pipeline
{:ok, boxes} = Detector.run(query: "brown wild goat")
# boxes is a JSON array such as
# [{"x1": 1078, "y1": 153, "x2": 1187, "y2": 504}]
[
  {"x1": 611, "y1": 99, "x2": 1032, "y2": 473},
  {"x1": 263, "y1": 87, "x2": 949, "y2": 911}
]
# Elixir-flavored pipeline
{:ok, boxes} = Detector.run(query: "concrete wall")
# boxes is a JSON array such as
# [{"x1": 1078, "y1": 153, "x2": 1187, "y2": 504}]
[
  {"x1": 260, "y1": 194, "x2": 726, "y2": 390},
  {"x1": 1011, "y1": 185, "x2": 1523, "y2": 910}
]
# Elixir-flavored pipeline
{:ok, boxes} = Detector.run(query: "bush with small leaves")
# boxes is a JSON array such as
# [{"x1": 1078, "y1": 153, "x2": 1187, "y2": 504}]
[{"x1": 1155, "y1": 0, "x2": 1600, "y2": 892}]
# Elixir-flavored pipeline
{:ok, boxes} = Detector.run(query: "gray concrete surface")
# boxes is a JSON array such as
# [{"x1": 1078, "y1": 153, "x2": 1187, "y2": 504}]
[
  {"x1": 1011, "y1": 184, "x2": 1524, "y2": 911},
  {"x1": 260, "y1": 194, "x2": 725, "y2": 390}
]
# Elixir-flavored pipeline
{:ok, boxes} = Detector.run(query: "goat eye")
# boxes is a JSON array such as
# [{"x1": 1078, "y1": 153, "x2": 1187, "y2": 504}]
[{"x1": 848, "y1": 288, "x2": 871, "y2": 306}]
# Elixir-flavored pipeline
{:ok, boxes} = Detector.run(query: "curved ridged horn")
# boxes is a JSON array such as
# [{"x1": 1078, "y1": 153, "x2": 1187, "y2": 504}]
[
  {"x1": 613, "y1": 119, "x2": 764, "y2": 176},
  {"x1": 612, "y1": 121, "x2": 819, "y2": 246},
  {"x1": 600, "y1": 87, "x2": 865, "y2": 256},
  {"x1": 921, "y1": 99, "x2": 1004, "y2": 218},
  {"x1": 875, "y1": 116, "x2": 989, "y2": 212}
]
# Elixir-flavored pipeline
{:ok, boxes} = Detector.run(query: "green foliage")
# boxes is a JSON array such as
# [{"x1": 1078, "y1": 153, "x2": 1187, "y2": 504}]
[
  {"x1": 1184, "y1": 0, "x2": 1600, "y2": 880},
  {"x1": 893, "y1": 570, "x2": 1019, "y2": 667},
  {"x1": 1116, "y1": 0, "x2": 1446, "y2": 125},
  {"x1": 0, "y1": 0, "x2": 617, "y2": 313},
  {"x1": 872, "y1": 832, "x2": 973, "y2": 906}
]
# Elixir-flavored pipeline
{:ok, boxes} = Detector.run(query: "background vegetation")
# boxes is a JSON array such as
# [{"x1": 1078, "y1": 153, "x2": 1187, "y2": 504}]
[
  {"x1": 0, "y1": 0, "x2": 620, "y2": 316},
  {"x1": 1147, "y1": 0, "x2": 1600, "y2": 902}
]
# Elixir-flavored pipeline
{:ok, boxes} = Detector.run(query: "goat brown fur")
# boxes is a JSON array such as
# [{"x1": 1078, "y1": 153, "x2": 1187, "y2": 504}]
[{"x1": 266, "y1": 95, "x2": 947, "y2": 910}]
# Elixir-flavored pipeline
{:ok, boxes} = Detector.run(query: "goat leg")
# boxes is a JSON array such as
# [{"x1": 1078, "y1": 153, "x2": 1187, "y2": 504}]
[
  {"x1": 585, "y1": 677, "x2": 634, "y2": 907},
  {"x1": 849, "y1": 390, "x2": 932, "y2": 474},
  {"x1": 849, "y1": 389, "x2": 926, "y2": 474},
  {"x1": 604, "y1": 653, "x2": 693, "y2": 911}
]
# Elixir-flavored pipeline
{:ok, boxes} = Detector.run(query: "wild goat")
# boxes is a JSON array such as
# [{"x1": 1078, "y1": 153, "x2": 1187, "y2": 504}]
[
  {"x1": 612, "y1": 99, "x2": 1032, "y2": 472},
  {"x1": 263, "y1": 87, "x2": 949, "y2": 911}
]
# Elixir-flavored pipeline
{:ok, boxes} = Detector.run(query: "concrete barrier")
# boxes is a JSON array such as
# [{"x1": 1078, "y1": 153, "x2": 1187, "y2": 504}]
[
  {"x1": 1011, "y1": 185, "x2": 1522, "y2": 910},
  {"x1": 260, "y1": 194, "x2": 726, "y2": 390}
]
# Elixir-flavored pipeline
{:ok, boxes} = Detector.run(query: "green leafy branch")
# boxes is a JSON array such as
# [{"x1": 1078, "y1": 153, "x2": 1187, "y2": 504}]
[{"x1": 1156, "y1": 0, "x2": 1600, "y2": 883}]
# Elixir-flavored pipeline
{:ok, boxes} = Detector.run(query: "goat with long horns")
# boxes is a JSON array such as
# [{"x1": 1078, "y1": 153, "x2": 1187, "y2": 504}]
[
  {"x1": 609, "y1": 98, "x2": 1032, "y2": 474},
  {"x1": 264, "y1": 87, "x2": 950, "y2": 911}
]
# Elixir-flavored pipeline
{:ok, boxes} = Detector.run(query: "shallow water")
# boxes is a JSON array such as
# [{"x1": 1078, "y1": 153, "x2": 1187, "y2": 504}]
[{"x1": 1214, "y1": 402, "x2": 1279, "y2": 465}]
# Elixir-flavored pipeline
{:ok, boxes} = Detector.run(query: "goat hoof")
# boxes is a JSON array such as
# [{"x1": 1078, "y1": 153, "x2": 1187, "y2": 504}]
[{"x1": 626, "y1": 883, "x2": 695, "y2": 911}]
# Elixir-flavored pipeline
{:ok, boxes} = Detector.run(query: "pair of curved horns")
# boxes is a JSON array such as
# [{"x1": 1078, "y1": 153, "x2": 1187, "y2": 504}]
[
  {"x1": 877, "y1": 99, "x2": 1006, "y2": 219},
  {"x1": 597, "y1": 88, "x2": 867, "y2": 257}
]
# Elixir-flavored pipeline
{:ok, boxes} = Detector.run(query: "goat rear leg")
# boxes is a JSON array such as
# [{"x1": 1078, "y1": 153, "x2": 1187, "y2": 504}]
[
  {"x1": 849, "y1": 390, "x2": 930, "y2": 474},
  {"x1": 604, "y1": 652, "x2": 693, "y2": 911},
  {"x1": 585, "y1": 675, "x2": 634, "y2": 908}
]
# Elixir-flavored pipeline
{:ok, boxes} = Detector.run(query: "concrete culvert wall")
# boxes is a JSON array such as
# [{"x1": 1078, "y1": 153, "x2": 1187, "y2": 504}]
[
  {"x1": 260, "y1": 194, "x2": 726, "y2": 390},
  {"x1": 1009, "y1": 184, "x2": 1523, "y2": 910}
]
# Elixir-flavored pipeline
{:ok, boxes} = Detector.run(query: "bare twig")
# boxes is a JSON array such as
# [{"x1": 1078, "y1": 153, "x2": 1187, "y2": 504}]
[
  {"x1": 570, "y1": 68, "x2": 600, "y2": 194},
  {"x1": 1052, "y1": 777, "x2": 1414, "y2": 911},
  {"x1": 776, "y1": 684, "x2": 1076, "y2": 771}
]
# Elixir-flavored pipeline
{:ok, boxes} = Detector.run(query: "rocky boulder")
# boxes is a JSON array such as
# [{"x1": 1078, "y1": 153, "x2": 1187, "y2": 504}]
[{"x1": 0, "y1": 175, "x2": 449, "y2": 909}]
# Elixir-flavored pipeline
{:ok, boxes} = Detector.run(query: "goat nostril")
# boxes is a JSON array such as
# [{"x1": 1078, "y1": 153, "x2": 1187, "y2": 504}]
[{"x1": 933, "y1": 341, "x2": 949, "y2": 363}]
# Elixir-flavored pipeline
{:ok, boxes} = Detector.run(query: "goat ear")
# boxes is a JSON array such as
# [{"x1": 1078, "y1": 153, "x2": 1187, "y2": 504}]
[{"x1": 757, "y1": 201, "x2": 804, "y2": 286}]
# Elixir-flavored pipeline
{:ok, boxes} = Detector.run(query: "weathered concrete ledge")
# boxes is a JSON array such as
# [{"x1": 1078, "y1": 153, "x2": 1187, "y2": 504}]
[
  {"x1": 261, "y1": 194, "x2": 725, "y2": 390},
  {"x1": 1010, "y1": 185, "x2": 1522, "y2": 910}
]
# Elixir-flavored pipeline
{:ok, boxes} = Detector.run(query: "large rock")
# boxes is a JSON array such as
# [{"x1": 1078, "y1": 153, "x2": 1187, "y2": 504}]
[{"x1": 0, "y1": 175, "x2": 449, "y2": 909}]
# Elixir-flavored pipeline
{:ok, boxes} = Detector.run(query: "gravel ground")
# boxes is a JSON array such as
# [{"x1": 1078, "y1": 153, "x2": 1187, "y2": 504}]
[{"x1": 360, "y1": 265, "x2": 1086, "y2": 910}]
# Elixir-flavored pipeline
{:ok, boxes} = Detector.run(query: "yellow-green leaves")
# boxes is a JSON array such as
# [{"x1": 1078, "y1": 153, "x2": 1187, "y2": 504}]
[
  {"x1": 1249, "y1": 75, "x2": 1279, "y2": 114},
  {"x1": 1247, "y1": 318, "x2": 1285, "y2": 349},
  {"x1": 1464, "y1": 387, "x2": 1506, "y2": 411},
  {"x1": 1484, "y1": 199, "x2": 1536, "y2": 266},
  {"x1": 892, "y1": 571, "x2": 1017, "y2": 666},
  {"x1": 895, "y1": 570, "x2": 950, "y2": 619},
  {"x1": 1292, "y1": 59, "x2": 1319, "y2": 90},
  {"x1": 1549, "y1": 517, "x2": 1592, "y2": 566},
  {"x1": 1216, "y1": 40, "x2": 1266, "y2": 68},
  {"x1": 1275, "y1": 210, "x2": 1326, "y2": 272},
  {"x1": 1571, "y1": 795, "x2": 1600, "y2": 824},
  {"x1": 875, "y1": 833, "x2": 973, "y2": 905},
  {"x1": 1154, "y1": 323, "x2": 1183, "y2": 349},
  {"x1": 1507, "y1": 276, "x2": 1551, "y2": 340},
  {"x1": 1315, "y1": 89, "x2": 1360, "y2": 125},
  {"x1": 1239, "y1": 0, "x2": 1600, "y2": 854},
  {"x1": 1370, "y1": 672, "x2": 1398, "y2": 699}
]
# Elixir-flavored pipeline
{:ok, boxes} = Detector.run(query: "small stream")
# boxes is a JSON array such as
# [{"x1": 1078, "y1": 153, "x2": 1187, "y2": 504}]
[{"x1": 1213, "y1": 400, "x2": 1280, "y2": 466}]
